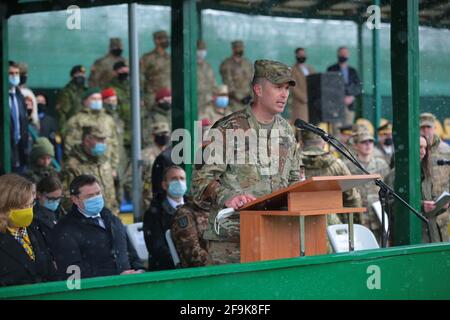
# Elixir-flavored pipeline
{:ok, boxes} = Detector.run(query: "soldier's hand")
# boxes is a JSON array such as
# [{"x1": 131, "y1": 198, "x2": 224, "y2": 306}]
[
  {"x1": 225, "y1": 194, "x2": 257, "y2": 210},
  {"x1": 423, "y1": 200, "x2": 436, "y2": 213}
]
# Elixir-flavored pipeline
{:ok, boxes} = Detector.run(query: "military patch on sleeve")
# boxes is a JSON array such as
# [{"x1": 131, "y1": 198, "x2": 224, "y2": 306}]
[{"x1": 178, "y1": 216, "x2": 189, "y2": 229}]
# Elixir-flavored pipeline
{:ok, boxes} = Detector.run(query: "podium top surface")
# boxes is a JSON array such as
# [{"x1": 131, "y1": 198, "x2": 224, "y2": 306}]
[{"x1": 239, "y1": 174, "x2": 380, "y2": 211}]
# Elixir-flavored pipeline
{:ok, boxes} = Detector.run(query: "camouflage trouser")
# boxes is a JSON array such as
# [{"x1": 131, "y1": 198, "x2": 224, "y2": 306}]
[
  {"x1": 437, "y1": 211, "x2": 449, "y2": 242},
  {"x1": 208, "y1": 241, "x2": 240, "y2": 265}
]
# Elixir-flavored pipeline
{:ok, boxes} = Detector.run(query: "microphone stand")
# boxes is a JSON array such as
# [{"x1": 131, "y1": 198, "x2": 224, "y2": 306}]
[{"x1": 316, "y1": 131, "x2": 431, "y2": 247}]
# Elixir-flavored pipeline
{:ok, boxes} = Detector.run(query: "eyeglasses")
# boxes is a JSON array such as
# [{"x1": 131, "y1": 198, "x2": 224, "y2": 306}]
[{"x1": 45, "y1": 195, "x2": 64, "y2": 202}]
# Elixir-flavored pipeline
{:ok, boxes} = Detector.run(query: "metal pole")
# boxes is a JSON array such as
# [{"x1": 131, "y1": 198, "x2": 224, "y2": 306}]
[
  {"x1": 0, "y1": 7, "x2": 11, "y2": 173},
  {"x1": 356, "y1": 20, "x2": 364, "y2": 120},
  {"x1": 128, "y1": 3, "x2": 142, "y2": 221},
  {"x1": 391, "y1": 0, "x2": 422, "y2": 245},
  {"x1": 372, "y1": 0, "x2": 381, "y2": 143},
  {"x1": 300, "y1": 216, "x2": 305, "y2": 256}
]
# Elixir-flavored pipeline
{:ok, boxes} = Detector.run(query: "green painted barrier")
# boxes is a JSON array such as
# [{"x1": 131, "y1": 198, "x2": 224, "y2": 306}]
[{"x1": 1, "y1": 243, "x2": 450, "y2": 300}]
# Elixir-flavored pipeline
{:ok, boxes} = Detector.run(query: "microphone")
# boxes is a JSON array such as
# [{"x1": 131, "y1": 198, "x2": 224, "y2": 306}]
[
  {"x1": 437, "y1": 159, "x2": 450, "y2": 166},
  {"x1": 294, "y1": 119, "x2": 328, "y2": 137}
]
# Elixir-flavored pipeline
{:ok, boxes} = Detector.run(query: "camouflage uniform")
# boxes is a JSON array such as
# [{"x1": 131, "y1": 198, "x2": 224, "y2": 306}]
[
  {"x1": 62, "y1": 142, "x2": 118, "y2": 214},
  {"x1": 199, "y1": 104, "x2": 232, "y2": 128},
  {"x1": 64, "y1": 108, "x2": 119, "y2": 173},
  {"x1": 88, "y1": 38, "x2": 127, "y2": 88},
  {"x1": 300, "y1": 142, "x2": 362, "y2": 224},
  {"x1": 171, "y1": 201, "x2": 213, "y2": 268},
  {"x1": 429, "y1": 134, "x2": 450, "y2": 241},
  {"x1": 343, "y1": 138, "x2": 390, "y2": 237},
  {"x1": 219, "y1": 41, "x2": 253, "y2": 113},
  {"x1": 56, "y1": 80, "x2": 86, "y2": 135},
  {"x1": 197, "y1": 58, "x2": 216, "y2": 116},
  {"x1": 104, "y1": 77, "x2": 131, "y2": 148},
  {"x1": 140, "y1": 41, "x2": 171, "y2": 112},
  {"x1": 192, "y1": 60, "x2": 299, "y2": 264}
]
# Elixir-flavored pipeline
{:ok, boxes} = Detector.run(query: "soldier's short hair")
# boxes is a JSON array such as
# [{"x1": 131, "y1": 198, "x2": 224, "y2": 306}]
[
  {"x1": 70, "y1": 174, "x2": 99, "y2": 195},
  {"x1": 162, "y1": 165, "x2": 185, "y2": 182},
  {"x1": 8, "y1": 61, "x2": 19, "y2": 69}
]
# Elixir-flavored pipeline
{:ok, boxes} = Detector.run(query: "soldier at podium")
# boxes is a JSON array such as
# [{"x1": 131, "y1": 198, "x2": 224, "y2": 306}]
[{"x1": 191, "y1": 59, "x2": 301, "y2": 265}]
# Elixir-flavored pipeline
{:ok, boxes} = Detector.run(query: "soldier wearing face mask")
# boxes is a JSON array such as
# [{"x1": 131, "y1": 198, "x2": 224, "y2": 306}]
[
  {"x1": 219, "y1": 40, "x2": 253, "y2": 113},
  {"x1": 374, "y1": 119, "x2": 394, "y2": 168},
  {"x1": 55, "y1": 65, "x2": 87, "y2": 135},
  {"x1": 143, "y1": 87, "x2": 172, "y2": 147},
  {"x1": 62, "y1": 126, "x2": 119, "y2": 214},
  {"x1": 88, "y1": 38, "x2": 127, "y2": 88},
  {"x1": 199, "y1": 84, "x2": 232, "y2": 128},
  {"x1": 197, "y1": 40, "x2": 216, "y2": 116},
  {"x1": 63, "y1": 88, "x2": 120, "y2": 177},
  {"x1": 140, "y1": 30, "x2": 171, "y2": 118}
]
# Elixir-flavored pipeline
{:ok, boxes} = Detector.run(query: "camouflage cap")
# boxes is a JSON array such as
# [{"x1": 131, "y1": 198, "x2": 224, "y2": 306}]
[
  {"x1": 152, "y1": 122, "x2": 170, "y2": 134},
  {"x1": 355, "y1": 118, "x2": 374, "y2": 136},
  {"x1": 232, "y1": 40, "x2": 244, "y2": 49},
  {"x1": 420, "y1": 112, "x2": 436, "y2": 127},
  {"x1": 378, "y1": 118, "x2": 392, "y2": 134},
  {"x1": 109, "y1": 37, "x2": 122, "y2": 48},
  {"x1": 253, "y1": 59, "x2": 296, "y2": 86},
  {"x1": 153, "y1": 30, "x2": 168, "y2": 39},
  {"x1": 197, "y1": 39, "x2": 206, "y2": 50},
  {"x1": 214, "y1": 84, "x2": 228, "y2": 95},
  {"x1": 82, "y1": 124, "x2": 108, "y2": 139},
  {"x1": 30, "y1": 137, "x2": 55, "y2": 163},
  {"x1": 353, "y1": 130, "x2": 374, "y2": 144},
  {"x1": 300, "y1": 129, "x2": 322, "y2": 143}
]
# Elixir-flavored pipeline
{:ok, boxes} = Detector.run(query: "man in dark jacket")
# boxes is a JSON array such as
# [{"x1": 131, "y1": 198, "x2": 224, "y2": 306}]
[
  {"x1": 327, "y1": 47, "x2": 362, "y2": 126},
  {"x1": 8, "y1": 61, "x2": 30, "y2": 173},
  {"x1": 144, "y1": 165, "x2": 187, "y2": 271},
  {"x1": 51, "y1": 174, "x2": 144, "y2": 279}
]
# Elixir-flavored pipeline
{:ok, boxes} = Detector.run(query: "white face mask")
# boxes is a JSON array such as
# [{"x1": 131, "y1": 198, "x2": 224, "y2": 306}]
[{"x1": 197, "y1": 50, "x2": 207, "y2": 61}]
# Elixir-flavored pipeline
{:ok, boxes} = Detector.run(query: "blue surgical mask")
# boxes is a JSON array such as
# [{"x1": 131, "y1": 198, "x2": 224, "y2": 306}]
[
  {"x1": 89, "y1": 100, "x2": 103, "y2": 110},
  {"x1": 9, "y1": 75, "x2": 20, "y2": 87},
  {"x1": 197, "y1": 50, "x2": 207, "y2": 60},
  {"x1": 168, "y1": 180, "x2": 187, "y2": 198},
  {"x1": 80, "y1": 194, "x2": 104, "y2": 217},
  {"x1": 91, "y1": 143, "x2": 106, "y2": 156},
  {"x1": 215, "y1": 96, "x2": 229, "y2": 109},
  {"x1": 43, "y1": 199, "x2": 60, "y2": 212}
]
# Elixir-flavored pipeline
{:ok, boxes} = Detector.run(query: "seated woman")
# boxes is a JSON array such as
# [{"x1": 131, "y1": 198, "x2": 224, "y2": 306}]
[
  {"x1": 420, "y1": 135, "x2": 448, "y2": 243},
  {"x1": 0, "y1": 174, "x2": 56, "y2": 286},
  {"x1": 34, "y1": 175, "x2": 65, "y2": 246}
]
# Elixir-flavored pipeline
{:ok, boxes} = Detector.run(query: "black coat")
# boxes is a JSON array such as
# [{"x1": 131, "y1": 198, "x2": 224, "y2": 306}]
[
  {"x1": 151, "y1": 146, "x2": 173, "y2": 197},
  {"x1": 0, "y1": 223, "x2": 57, "y2": 287},
  {"x1": 143, "y1": 195, "x2": 182, "y2": 271},
  {"x1": 327, "y1": 63, "x2": 362, "y2": 110},
  {"x1": 9, "y1": 88, "x2": 29, "y2": 170},
  {"x1": 51, "y1": 205, "x2": 143, "y2": 280},
  {"x1": 33, "y1": 203, "x2": 62, "y2": 249}
]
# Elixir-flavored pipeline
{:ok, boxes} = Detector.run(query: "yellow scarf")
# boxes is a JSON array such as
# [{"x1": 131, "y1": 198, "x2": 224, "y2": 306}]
[{"x1": 7, "y1": 227, "x2": 35, "y2": 261}]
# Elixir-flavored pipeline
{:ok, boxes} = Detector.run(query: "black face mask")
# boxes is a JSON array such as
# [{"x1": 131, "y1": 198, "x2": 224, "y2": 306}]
[
  {"x1": 155, "y1": 134, "x2": 170, "y2": 147},
  {"x1": 19, "y1": 74, "x2": 27, "y2": 85},
  {"x1": 297, "y1": 57, "x2": 307, "y2": 64},
  {"x1": 160, "y1": 40, "x2": 169, "y2": 49},
  {"x1": 110, "y1": 48, "x2": 123, "y2": 57},
  {"x1": 338, "y1": 56, "x2": 348, "y2": 63},
  {"x1": 235, "y1": 50, "x2": 244, "y2": 57},
  {"x1": 27, "y1": 109, "x2": 33, "y2": 117},
  {"x1": 118, "y1": 72, "x2": 129, "y2": 81},
  {"x1": 384, "y1": 137, "x2": 393, "y2": 146},
  {"x1": 37, "y1": 103, "x2": 46, "y2": 114},
  {"x1": 73, "y1": 75, "x2": 85, "y2": 86},
  {"x1": 158, "y1": 101, "x2": 171, "y2": 111}
]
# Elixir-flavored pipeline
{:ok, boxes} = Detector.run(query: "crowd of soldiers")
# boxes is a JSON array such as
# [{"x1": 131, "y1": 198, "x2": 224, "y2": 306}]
[{"x1": 5, "y1": 30, "x2": 449, "y2": 274}]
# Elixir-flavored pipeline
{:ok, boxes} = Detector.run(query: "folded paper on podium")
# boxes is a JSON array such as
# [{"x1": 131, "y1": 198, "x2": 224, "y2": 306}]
[{"x1": 239, "y1": 175, "x2": 380, "y2": 263}]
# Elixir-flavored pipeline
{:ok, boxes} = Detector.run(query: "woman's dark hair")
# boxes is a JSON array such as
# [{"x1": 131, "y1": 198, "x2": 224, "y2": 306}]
[
  {"x1": 420, "y1": 135, "x2": 432, "y2": 178},
  {"x1": 69, "y1": 175, "x2": 98, "y2": 196},
  {"x1": 36, "y1": 174, "x2": 62, "y2": 194}
]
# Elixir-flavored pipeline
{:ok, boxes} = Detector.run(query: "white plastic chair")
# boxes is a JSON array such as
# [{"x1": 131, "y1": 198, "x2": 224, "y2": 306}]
[
  {"x1": 327, "y1": 224, "x2": 380, "y2": 253},
  {"x1": 165, "y1": 229, "x2": 181, "y2": 268},
  {"x1": 126, "y1": 222, "x2": 148, "y2": 261},
  {"x1": 371, "y1": 200, "x2": 389, "y2": 233}
]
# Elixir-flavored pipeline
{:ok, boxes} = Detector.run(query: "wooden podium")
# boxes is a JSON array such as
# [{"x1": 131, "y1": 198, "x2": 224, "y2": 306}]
[{"x1": 239, "y1": 175, "x2": 380, "y2": 263}]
